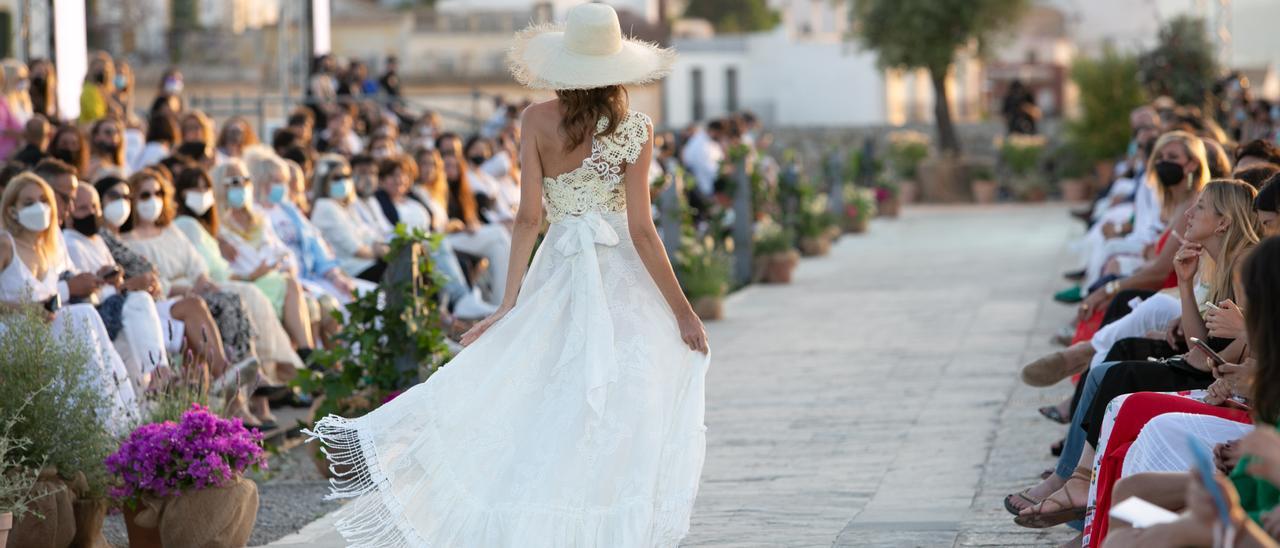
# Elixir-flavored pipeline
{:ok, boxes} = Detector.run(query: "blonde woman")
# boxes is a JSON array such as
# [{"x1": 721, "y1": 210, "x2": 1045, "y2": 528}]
[
  {"x1": 0, "y1": 173, "x2": 137, "y2": 432},
  {"x1": 0, "y1": 60, "x2": 32, "y2": 160}
]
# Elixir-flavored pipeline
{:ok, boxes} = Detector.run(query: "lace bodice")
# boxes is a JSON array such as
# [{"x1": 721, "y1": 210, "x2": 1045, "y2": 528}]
[{"x1": 543, "y1": 110, "x2": 650, "y2": 223}]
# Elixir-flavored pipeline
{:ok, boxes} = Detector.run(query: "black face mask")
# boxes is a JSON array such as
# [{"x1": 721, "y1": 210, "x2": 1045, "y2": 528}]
[
  {"x1": 468, "y1": 154, "x2": 486, "y2": 166},
  {"x1": 71, "y1": 214, "x2": 99, "y2": 236},
  {"x1": 1154, "y1": 160, "x2": 1188, "y2": 188},
  {"x1": 93, "y1": 72, "x2": 106, "y2": 85},
  {"x1": 51, "y1": 148, "x2": 75, "y2": 165}
]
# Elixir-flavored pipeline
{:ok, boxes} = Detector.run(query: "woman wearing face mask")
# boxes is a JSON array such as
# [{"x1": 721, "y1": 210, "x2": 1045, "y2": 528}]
[
  {"x1": 461, "y1": 136, "x2": 515, "y2": 225},
  {"x1": 311, "y1": 162, "x2": 391, "y2": 282},
  {"x1": 244, "y1": 153, "x2": 369, "y2": 308},
  {"x1": 158, "y1": 68, "x2": 185, "y2": 111},
  {"x1": 79, "y1": 53, "x2": 113, "y2": 125},
  {"x1": 115, "y1": 169, "x2": 276, "y2": 426},
  {"x1": 1071, "y1": 131, "x2": 1211, "y2": 323},
  {"x1": 27, "y1": 59, "x2": 55, "y2": 122},
  {"x1": 179, "y1": 110, "x2": 215, "y2": 147},
  {"x1": 0, "y1": 60, "x2": 33, "y2": 161},
  {"x1": 87, "y1": 117, "x2": 128, "y2": 180},
  {"x1": 0, "y1": 173, "x2": 139, "y2": 433},
  {"x1": 211, "y1": 158, "x2": 317, "y2": 358},
  {"x1": 48, "y1": 125, "x2": 89, "y2": 178}
]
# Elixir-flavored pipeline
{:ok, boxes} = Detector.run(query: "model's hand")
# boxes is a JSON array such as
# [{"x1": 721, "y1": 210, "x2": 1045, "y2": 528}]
[
  {"x1": 677, "y1": 310, "x2": 709, "y2": 354},
  {"x1": 460, "y1": 306, "x2": 511, "y2": 347}
]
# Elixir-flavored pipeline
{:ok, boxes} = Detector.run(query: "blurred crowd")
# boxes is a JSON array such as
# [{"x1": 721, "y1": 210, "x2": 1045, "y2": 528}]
[
  {"x1": 1004, "y1": 96, "x2": 1280, "y2": 547},
  {"x1": 0, "y1": 51, "x2": 768, "y2": 435}
]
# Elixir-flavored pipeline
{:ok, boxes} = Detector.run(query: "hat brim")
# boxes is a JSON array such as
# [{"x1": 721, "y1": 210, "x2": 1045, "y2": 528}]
[{"x1": 507, "y1": 23, "x2": 676, "y2": 90}]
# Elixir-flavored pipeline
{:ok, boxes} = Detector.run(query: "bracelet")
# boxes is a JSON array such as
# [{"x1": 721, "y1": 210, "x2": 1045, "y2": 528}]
[{"x1": 1105, "y1": 280, "x2": 1119, "y2": 296}]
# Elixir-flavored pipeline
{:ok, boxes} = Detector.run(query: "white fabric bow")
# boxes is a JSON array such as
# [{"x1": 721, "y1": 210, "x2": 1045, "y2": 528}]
[{"x1": 552, "y1": 211, "x2": 620, "y2": 426}]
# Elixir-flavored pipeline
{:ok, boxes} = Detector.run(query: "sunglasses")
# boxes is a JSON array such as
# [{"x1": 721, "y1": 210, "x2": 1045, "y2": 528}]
[
  {"x1": 224, "y1": 175, "x2": 249, "y2": 186},
  {"x1": 138, "y1": 190, "x2": 165, "y2": 200}
]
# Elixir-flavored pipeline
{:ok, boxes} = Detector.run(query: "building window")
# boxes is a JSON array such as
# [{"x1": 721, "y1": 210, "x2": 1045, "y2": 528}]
[
  {"x1": 691, "y1": 68, "x2": 704, "y2": 122},
  {"x1": 725, "y1": 67, "x2": 739, "y2": 113}
]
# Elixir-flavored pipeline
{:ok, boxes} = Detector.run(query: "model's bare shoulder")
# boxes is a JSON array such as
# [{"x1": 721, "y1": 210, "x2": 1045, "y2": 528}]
[{"x1": 521, "y1": 100, "x2": 560, "y2": 133}]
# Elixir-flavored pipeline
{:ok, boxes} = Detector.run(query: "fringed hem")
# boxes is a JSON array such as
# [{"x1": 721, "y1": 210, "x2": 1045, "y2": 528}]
[
  {"x1": 302, "y1": 415, "x2": 432, "y2": 547},
  {"x1": 303, "y1": 415, "x2": 705, "y2": 547}
]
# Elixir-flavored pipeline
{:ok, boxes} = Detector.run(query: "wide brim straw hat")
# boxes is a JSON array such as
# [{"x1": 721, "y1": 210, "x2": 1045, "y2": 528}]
[{"x1": 507, "y1": 3, "x2": 676, "y2": 91}]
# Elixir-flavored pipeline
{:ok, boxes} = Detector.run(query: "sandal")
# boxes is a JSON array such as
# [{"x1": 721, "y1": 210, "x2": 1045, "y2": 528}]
[
  {"x1": 1003, "y1": 488, "x2": 1041, "y2": 516},
  {"x1": 1040, "y1": 468, "x2": 1054, "y2": 480},
  {"x1": 1014, "y1": 468, "x2": 1090, "y2": 528},
  {"x1": 1039, "y1": 405, "x2": 1070, "y2": 424}
]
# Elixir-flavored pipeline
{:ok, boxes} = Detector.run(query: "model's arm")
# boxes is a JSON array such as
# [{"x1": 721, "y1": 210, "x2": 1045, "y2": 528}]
[
  {"x1": 459, "y1": 109, "x2": 545, "y2": 346},
  {"x1": 624, "y1": 121, "x2": 708, "y2": 354}
]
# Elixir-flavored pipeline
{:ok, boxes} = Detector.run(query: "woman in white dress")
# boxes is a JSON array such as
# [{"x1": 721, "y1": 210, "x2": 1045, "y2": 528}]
[{"x1": 305, "y1": 5, "x2": 710, "y2": 546}]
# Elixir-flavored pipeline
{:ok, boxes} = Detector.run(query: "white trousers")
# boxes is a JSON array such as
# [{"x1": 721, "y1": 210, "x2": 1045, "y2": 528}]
[
  {"x1": 447, "y1": 225, "x2": 513, "y2": 302},
  {"x1": 1089, "y1": 293, "x2": 1181, "y2": 370},
  {"x1": 55, "y1": 303, "x2": 139, "y2": 434},
  {"x1": 1123, "y1": 412, "x2": 1252, "y2": 477}
]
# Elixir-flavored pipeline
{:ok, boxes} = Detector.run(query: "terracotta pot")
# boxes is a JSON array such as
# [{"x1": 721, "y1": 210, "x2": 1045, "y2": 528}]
[
  {"x1": 1059, "y1": 178, "x2": 1087, "y2": 203},
  {"x1": 122, "y1": 506, "x2": 163, "y2": 548},
  {"x1": 1021, "y1": 187, "x2": 1049, "y2": 202},
  {"x1": 799, "y1": 236, "x2": 831, "y2": 257},
  {"x1": 70, "y1": 498, "x2": 109, "y2": 548},
  {"x1": 691, "y1": 296, "x2": 723, "y2": 321},
  {"x1": 877, "y1": 195, "x2": 900, "y2": 218},
  {"x1": 845, "y1": 216, "x2": 869, "y2": 234},
  {"x1": 898, "y1": 180, "x2": 918, "y2": 204},
  {"x1": 0, "y1": 512, "x2": 11, "y2": 548},
  {"x1": 159, "y1": 476, "x2": 258, "y2": 548},
  {"x1": 971, "y1": 180, "x2": 998, "y2": 204},
  {"x1": 760, "y1": 251, "x2": 799, "y2": 284}
]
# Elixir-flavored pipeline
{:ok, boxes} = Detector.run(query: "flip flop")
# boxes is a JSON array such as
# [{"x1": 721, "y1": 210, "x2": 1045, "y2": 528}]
[
  {"x1": 1039, "y1": 405, "x2": 1070, "y2": 424},
  {"x1": 1003, "y1": 489, "x2": 1041, "y2": 516},
  {"x1": 1014, "y1": 469, "x2": 1090, "y2": 528}
]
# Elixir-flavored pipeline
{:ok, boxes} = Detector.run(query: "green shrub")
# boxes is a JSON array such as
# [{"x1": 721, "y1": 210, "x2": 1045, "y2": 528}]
[
  {"x1": 0, "y1": 308, "x2": 118, "y2": 498},
  {"x1": 676, "y1": 234, "x2": 731, "y2": 300},
  {"x1": 885, "y1": 130, "x2": 930, "y2": 179},
  {"x1": 753, "y1": 218, "x2": 795, "y2": 256}
]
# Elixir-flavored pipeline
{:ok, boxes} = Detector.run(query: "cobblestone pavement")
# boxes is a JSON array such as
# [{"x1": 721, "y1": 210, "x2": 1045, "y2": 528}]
[{"x1": 265, "y1": 204, "x2": 1083, "y2": 547}]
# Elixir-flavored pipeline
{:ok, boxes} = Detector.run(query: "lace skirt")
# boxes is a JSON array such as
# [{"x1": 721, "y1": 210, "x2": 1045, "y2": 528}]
[{"x1": 307, "y1": 211, "x2": 710, "y2": 547}]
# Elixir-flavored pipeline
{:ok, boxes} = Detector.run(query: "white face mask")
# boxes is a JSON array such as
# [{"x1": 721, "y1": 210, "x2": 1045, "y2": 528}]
[
  {"x1": 184, "y1": 190, "x2": 215, "y2": 216},
  {"x1": 103, "y1": 199, "x2": 130, "y2": 227},
  {"x1": 16, "y1": 202, "x2": 50, "y2": 232},
  {"x1": 136, "y1": 197, "x2": 163, "y2": 223}
]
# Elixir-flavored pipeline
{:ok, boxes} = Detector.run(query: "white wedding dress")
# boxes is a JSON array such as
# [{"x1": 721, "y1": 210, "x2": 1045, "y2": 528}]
[{"x1": 306, "y1": 110, "x2": 710, "y2": 548}]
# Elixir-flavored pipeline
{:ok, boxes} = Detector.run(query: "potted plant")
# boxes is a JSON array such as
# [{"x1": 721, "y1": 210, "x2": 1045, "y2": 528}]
[
  {"x1": 675, "y1": 234, "x2": 731, "y2": 320},
  {"x1": 296, "y1": 226, "x2": 452, "y2": 475},
  {"x1": 795, "y1": 187, "x2": 838, "y2": 256},
  {"x1": 752, "y1": 219, "x2": 799, "y2": 284},
  {"x1": 1055, "y1": 142, "x2": 1091, "y2": 203},
  {"x1": 0, "y1": 410, "x2": 43, "y2": 548},
  {"x1": 969, "y1": 164, "x2": 998, "y2": 204},
  {"x1": 105, "y1": 404, "x2": 267, "y2": 548},
  {"x1": 886, "y1": 130, "x2": 929, "y2": 203},
  {"x1": 872, "y1": 179, "x2": 901, "y2": 218},
  {"x1": 998, "y1": 133, "x2": 1048, "y2": 202},
  {"x1": 843, "y1": 186, "x2": 878, "y2": 234},
  {"x1": 0, "y1": 308, "x2": 118, "y2": 547}
]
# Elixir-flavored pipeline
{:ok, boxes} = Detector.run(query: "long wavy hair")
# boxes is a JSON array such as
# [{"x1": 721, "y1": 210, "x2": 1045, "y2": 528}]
[
  {"x1": 0, "y1": 173, "x2": 58, "y2": 267},
  {"x1": 1198, "y1": 180, "x2": 1262, "y2": 305},
  {"x1": 555, "y1": 85, "x2": 627, "y2": 153},
  {"x1": 1245, "y1": 236, "x2": 1280, "y2": 423}
]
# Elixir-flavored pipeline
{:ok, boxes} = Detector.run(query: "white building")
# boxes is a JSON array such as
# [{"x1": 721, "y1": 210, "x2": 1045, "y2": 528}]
[{"x1": 663, "y1": 0, "x2": 984, "y2": 128}]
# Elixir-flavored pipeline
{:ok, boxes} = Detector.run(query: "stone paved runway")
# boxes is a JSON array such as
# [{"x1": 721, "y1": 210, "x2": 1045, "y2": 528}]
[{"x1": 265, "y1": 204, "x2": 1084, "y2": 547}]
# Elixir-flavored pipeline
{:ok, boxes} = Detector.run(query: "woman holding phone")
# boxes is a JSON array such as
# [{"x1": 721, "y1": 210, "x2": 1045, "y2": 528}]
[{"x1": 1097, "y1": 235, "x2": 1280, "y2": 547}]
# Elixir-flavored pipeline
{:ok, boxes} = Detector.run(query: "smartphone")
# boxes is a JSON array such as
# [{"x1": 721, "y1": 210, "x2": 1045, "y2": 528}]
[
  {"x1": 1204, "y1": 301, "x2": 1222, "y2": 311},
  {"x1": 1188, "y1": 434, "x2": 1234, "y2": 528},
  {"x1": 43, "y1": 293, "x2": 60, "y2": 313},
  {"x1": 1189, "y1": 337, "x2": 1228, "y2": 367}
]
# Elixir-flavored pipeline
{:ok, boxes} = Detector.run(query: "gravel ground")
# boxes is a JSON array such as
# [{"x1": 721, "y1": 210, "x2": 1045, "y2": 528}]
[{"x1": 102, "y1": 437, "x2": 343, "y2": 547}]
